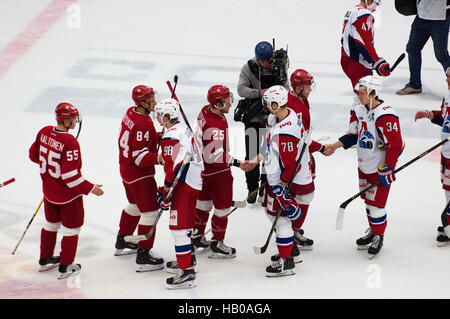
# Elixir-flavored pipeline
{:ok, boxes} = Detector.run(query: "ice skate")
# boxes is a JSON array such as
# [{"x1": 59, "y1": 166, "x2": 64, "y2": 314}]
[
  {"x1": 368, "y1": 235, "x2": 384, "y2": 259},
  {"x1": 166, "y1": 255, "x2": 197, "y2": 274},
  {"x1": 114, "y1": 234, "x2": 138, "y2": 256},
  {"x1": 166, "y1": 267, "x2": 196, "y2": 289},
  {"x1": 266, "y1": 256, "x2": 295, "y2": 277},
  {"x1": 192, "y1": 233, "x2": 210, "y2": 255},
  {"x1": 209, "y1": 240, "x2": 236, "y2": 259},
  {"x1": 436, "y1": 226, "x2": 450, "y2": 247},
  {"x1": 271, "y1": 243, "x2": 302, "y2": 264},
  {"x1": 38, "y1": 256, "x2": 60, "y2": 272},
  {"x1": 58, "y1": 263, "x2": 81, "y2": 279},
  {"x1": 135, "y1": 248, "x2": 164, "y2": 272},
  {"x1": 294, "y1": 229, "x2": 314, "y2": 250},
  {"x1": 356, "y1": 228, "x2": 374, "y2": 250}
]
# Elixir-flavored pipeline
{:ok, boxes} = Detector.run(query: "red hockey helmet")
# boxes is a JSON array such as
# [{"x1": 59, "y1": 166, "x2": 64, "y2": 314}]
[
  {"x1": 55, "y1": 102, "x2": 79, "y2": 122},
  {"x1": 132, "y1": 85, "x2": 154, "y2": 105},
  {"x1": 207, "y1": 85, "x2": 232, "y2": 106},
  {"x1": 290, "y1": 69, "x2": 314, "y2": 89}
]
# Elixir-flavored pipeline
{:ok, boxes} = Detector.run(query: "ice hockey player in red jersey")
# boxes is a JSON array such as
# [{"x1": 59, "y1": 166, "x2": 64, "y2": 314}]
[
  {"x1": 155, "y1": 98, "x2": 204, "y2": 289},
  {"x1": 193, "y1": 85, "x2": 249, "y2": 258},
  {"x1": 29, "y1": 103, "x2": 104, "y2": 279},
  {"x1": 341, "y1": 0, "x2": 391, "y2": 95},
  {"x1": 325, "y1": 76, "x2": 404, "y2": 259},
  {"x1": 414, "y1": 68, "x2": 450, "y2": 246},
  {"x1": 115, "y1": 85, "x2": 165, "y2": 272},
  {"x1": 287, "y1": 69, "x2": 329, "y2": 250}
]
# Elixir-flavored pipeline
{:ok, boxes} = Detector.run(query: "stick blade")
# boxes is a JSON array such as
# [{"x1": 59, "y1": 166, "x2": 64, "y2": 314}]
[
  {"x1": 124, "y1": 235, "x2": 146, "y2": 243},
  {"x1": 336, "y1": 207, "x2": 345, "y2": 231}
]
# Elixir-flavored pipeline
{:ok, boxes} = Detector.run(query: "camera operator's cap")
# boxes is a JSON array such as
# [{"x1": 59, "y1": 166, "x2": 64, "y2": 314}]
[{"x1": 255, "y1": 41, "x2": 273, "y2": 61}]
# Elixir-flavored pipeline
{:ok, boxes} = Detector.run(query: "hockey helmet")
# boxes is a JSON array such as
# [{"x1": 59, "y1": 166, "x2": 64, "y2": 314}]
[
  {"x1": 55, "y1": 102, "x2": 79, "y2": 123},
  {"x1": 262, "y1": 85, "x2": 288, "y2": 111},
  {"x1": 365, "y1": 0, "x2": 381, "y2": 11},
  {"x1": 255, "y1": 41, "x2": 273, "y2": 61},
  {"x1": 132, "y1": 85, "x2": 154, "y2": 105},
  {"x1": 356, "y1": 75, "x2": 383, "y2": 96},
  {"x1": 290, "y1": 69, "x2": 315, "y2": 89},
  {"x1": 207, "y1": 85, "x2": 233, "y2": 107},
  {"x1": 155, "y1": 98, "x2": 181, "y2": 122}
]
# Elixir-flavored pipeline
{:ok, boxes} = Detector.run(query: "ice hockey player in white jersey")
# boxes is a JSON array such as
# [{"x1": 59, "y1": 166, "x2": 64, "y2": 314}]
[
  {"x1": 248, "y1": 85, "x2": 313, "y2": 276},
  {"x1": 155, "y1": 98, "x2": 203, "y2": 289},
  {"x1": 414, "y1": 67, "x2": 450, "y2": 246},
  {"x1": 325, "y1": 76, "x2": 404, "y2": 259}
]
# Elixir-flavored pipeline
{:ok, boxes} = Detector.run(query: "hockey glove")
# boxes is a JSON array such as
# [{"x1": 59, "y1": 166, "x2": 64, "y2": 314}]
[
  {"x1": 157, "y1": 186, "x2": 171, "y2": 210},
  {"x1": 378, "y1": 164, "x2": 396, "y2": 186},
  {"x1": 373, "y1": 58, "x2": 391, "y2": 77},
  {"x1": 271, "y1": 184, "x2": 302, "y2": 221}
]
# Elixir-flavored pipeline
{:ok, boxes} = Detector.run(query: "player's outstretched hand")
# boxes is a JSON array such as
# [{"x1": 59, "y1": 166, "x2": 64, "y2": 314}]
[
  {"x1": 321, "y1": 144, "x2": 336, "y2": 156},
  {"x1": 92, "y1": 184, "x2": 104, "y2": 196},
  {"x1": 414, "y1": 110, "x2": 433, "y2": 122}
]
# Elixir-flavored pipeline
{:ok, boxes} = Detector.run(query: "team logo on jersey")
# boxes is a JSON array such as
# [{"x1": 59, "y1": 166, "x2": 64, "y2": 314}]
[
  {"x1": 443, "y1": 116, "x2": 450, "y2": 133},
  {"x1": 359, "y1": 131, "x2": 374, "y2": 149}
]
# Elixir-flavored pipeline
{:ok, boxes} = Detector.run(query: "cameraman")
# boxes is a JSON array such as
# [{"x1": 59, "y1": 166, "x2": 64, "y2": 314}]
[{"x1": 236, "y1": 41, "x2": 289, "y2": 203}]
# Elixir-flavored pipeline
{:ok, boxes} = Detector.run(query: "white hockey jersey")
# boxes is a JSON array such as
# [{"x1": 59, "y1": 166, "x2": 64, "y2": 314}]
[
  {"x1": 341, "y1": 6, "x2": 379, "y2": 69},
  {"x1": 340, "y1": 101, "x2": 404, "y2": 174},
  {"x1": 264, "y1": 108, "x2": 312, "y2": 186},
  {"x1": 160, "y1": 122, "x2": 203, "y2": 191}
]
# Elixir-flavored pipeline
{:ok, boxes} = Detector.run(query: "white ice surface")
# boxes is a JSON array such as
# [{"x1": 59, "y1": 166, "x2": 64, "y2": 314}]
[{"x1": 0, "y1": 0, "x2": 449, "y2": 299}]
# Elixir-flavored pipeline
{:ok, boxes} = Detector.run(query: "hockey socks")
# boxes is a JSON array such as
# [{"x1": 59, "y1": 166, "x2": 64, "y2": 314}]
[
  {"x1": 276, "y1": 236, "x2": 294, "y2": 259},
  {"x1": 118, "y1": 209, "x2": 140, "y2": 236},
  {"x1": 137, "y1": 224, "x2": 156, "y2": 249},
  {"x1": 366, "y1": 206, "x2": 387, "y2": 235},
  {"x1": 211, "y1": 214, "x2": 228, "y2": 241},
  {"x1": 40, "y1": 229, "x2": 57, "y2": 259},
  {"x1": 60, "y1": 235, "x2": 78, "y2": 266},
  {"x1": 194, "y1": 209, "x2": 210, "y2": 235}
]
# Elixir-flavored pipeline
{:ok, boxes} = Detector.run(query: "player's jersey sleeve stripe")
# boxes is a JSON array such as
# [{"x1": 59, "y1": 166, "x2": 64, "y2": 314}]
[
  {"x1": 61, "y1": 169, "x2": 78, "y2": 180},
  {"x1": 135, "y1": 150, "x2": 149, "y2": 166},
  {"x1": 66, "y1": 176, "x2": 85, "y2": 188}
]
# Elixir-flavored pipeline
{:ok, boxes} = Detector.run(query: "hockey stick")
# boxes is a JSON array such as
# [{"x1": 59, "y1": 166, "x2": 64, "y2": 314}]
[
  {"x1": 253, "y1": 130, "x2": 312, "y2": 255},
  {"x1": 388, "y1": 53, "x2": 406, "y2": 73},
  {"x1": 336, "y1": 136, "x2": 450, "y2": 230},
  {"x1": 124, "y1": 153, "x2": 192, "y2": 243},
  {"x1": 167, "y1": 76, "x2": 193, "y2": 133},
  {"x1": 12, "y1": 118, "x2": 83, "y2": 255},
  {"x1": 0, "y1": 178, "x2": 15, "y2": 188}
]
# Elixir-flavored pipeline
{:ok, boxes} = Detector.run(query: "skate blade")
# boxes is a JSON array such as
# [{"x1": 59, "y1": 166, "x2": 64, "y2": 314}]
[
  {"x1": 294, "y1": 256, "x2": 303, "y2": 264},
  {"x1": 58, "y1": 269, "x2": 81, "y2": 279},
  {"x1": 166, "y1": 280, "x2": 196, "y2": 290},
  {"x1": 297, "y1": 245, "x2": 313, "y2": 251},
  {"x1": 166, "y1": 267, "x2": 180, "y2": 274},
  {"x1": 368, "y1": 253, "x2": 379, "y2": 260},
  {"x1": 266, "y1": 269, "x2": 295, "y2": 277},
  {"x1": 38, "y1": 263, "x2": 60, "y2": 272},
  {"x1": 357, "y1": 245, "x2": 370, "y2": 250},
  {"x1": 193, "y1": 247, "x2": 210, "y2": 255},
  {"x1": 136, "y1": 264, "x2": 164, "y2": 272},
  {"x1": 114, "y1": 248, "x2": 137, "y2": 256},
  {"x1": 208, "y1": 252, "x2": 236, "y2": 259},
  {"x1": 437, "y1": 241, "x2": 450, "y2": 247}
]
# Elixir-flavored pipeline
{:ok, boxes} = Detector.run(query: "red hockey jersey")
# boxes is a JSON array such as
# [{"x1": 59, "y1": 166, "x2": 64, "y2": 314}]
[
  {"x1": 29, "y1": 126, "x2": 94, "y2": 204},
  {"x1": 118, "y1": 107, "x2": 159, "y2": 183}
]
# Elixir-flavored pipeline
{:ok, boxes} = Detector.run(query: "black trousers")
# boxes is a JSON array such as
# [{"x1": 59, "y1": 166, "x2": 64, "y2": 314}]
[{"x1": 244, "y1": 121, "x2": 266, "y2": 192}]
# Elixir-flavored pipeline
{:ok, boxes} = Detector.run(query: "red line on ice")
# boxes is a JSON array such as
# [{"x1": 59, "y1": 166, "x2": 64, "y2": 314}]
[{"x1": 0, "y1": 0, "x2": 78, "y2": 79}]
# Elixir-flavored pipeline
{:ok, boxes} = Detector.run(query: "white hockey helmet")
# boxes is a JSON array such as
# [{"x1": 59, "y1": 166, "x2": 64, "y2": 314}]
[
  {"x1": 356, "y1": 75, "x2": 383, "y2": 96},
  {"x1": 365, "y1": 0, "x2": 381, "y2": 11},
  {"x1": 155, "y1": 98, "x2": 181, "y2": 122},
  {"x1": 262, "y1": 85, "x2": 288, "y2": 111}
]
